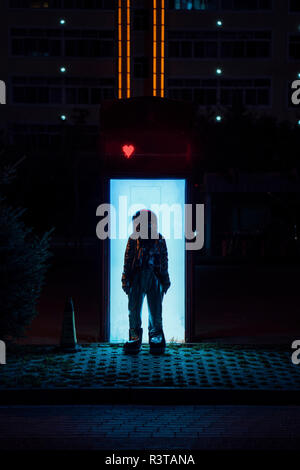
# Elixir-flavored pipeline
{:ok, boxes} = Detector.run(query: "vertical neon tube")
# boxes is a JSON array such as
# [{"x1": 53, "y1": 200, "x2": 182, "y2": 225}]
[
  {"x1": 126, "y1": 0, "x2": 130, "y2": 98},
  {"x1": 161, "y1": 0, "x2": 165, "y2": 97},
  {"x1": 153, "y1": 0, "x2": 157, "y2": 96},
  {"x1": 118, "y1": 0, "x2": 122, "y2": 99}
]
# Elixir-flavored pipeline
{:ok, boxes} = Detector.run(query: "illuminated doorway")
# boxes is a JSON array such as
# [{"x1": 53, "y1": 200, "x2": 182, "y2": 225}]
[{"x1": 110, "y1": 179, "x2": 185, "y2": 342}]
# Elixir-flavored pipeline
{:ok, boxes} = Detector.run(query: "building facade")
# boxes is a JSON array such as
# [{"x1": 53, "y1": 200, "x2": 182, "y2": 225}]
[{"x1": 0, "y1": 0, "x2": 300, "y2": 152}]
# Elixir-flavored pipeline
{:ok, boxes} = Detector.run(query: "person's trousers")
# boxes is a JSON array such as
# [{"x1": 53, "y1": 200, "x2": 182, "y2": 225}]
[{"x1": 128, "y1": 268, "x2": 164, "y2": 336}]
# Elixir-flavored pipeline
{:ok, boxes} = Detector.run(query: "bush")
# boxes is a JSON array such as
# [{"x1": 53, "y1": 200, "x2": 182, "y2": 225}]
[{"x1": 0, "y1": 148, "x2": 53, "y2": 340}]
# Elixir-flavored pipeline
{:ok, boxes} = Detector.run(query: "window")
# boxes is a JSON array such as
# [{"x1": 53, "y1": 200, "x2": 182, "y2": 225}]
[
  {"x1": 11, "y1": 28, "x2": 114, "y2": 57},
  {"x1": 289, "y1": 0, "x2": 300, "y2": 11},
  {"x1": 168, "y1": 0, "x2": 272, "y2": 9},
  {"x1": 221, "y1": 32, "x2": 271, "y2": 58},
  {"x1": 10, "y1": 123, "x2": 63, "y2": 150},
  {"x1": 167, "y1": 77, "x2": 271, "y2": 107},
  {"x1": 64, "y1": 29, "x2": 114, "y2": 57},
  {"x1": 168, "y1": 30, "x2": 271, "y2": 59},
  {"x1": 11, "y1": 76, "x2": 115, "y2": 104},
  {"x1": 133, "y1": 57, "x2": 149, "y2": 78},
  {"x1": 221, "y1": 0, "x2": 272, "y2": 10},
  {"x1": 133, "y1": 9, "x2": 149, "y2": 31},
  {"x1": 289, "y1": 35, "x2": 300, "y2": 60},
  {"x1": 194, "y1": 41, "x2": 218, "y2": 58},
  {"x1": 169, "y1": 40, "x2": 193, "y2": 57},
  {"x1": 11, "y1": 28, "x2": 62, "y2": 56},
  {"x1": 168, "y1": 0, "x2": 218, "y2": 9},
  {"x1": 168, "y1": 78, "x2": 218, "y2": 104},
  {"x1": 181, "y1": 41, "x2": 193, "y2": 57},
  {"x1": 220, "y1": 78, "x2": 270, "y2": 106},
  {"x1": 13, "y1": 85, "x2": 63, "y2": 104},
  {"x1": 91, "y1": 87, "x2": 114, "y2": 102},
  {"x1": 9, "y1": 0, "x2": 115, "y2": 8},
  {"x1": 168, "y1": 31, "x2": 218, "y2": 58},
  {"x1": 10, "y1": 123, "x2": 98, "y2": 151}
]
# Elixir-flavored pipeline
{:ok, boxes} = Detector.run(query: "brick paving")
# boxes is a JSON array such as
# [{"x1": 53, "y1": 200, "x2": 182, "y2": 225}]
[
  {"x1": 0, "y1": 404, "x2": 300, "y2": 450},
  {"x1": 1, "y1": 343, "x2": 299, "y2": 391}
]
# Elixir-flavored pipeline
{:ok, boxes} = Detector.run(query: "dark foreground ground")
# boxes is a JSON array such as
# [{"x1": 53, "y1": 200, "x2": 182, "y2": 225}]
[
  {"x1": 1, "y1": 404, "x2": 300, "y2": 451},
  {"x1": 1, "y1": 343, "x2": 300, "y2": 455}
]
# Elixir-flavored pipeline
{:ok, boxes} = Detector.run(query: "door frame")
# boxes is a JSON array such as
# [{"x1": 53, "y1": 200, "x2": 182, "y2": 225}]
[{"x1": 100, "y1": 175, "x2": 193, "y2": 343}]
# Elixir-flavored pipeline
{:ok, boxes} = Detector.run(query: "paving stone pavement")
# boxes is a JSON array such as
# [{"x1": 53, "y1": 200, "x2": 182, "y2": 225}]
[
  {"x1": 1, "y1": 404, "x2": 300, "y2": 450},
  {"x1": 1, "y1": 343, "x2": 299, "y2": 391}
]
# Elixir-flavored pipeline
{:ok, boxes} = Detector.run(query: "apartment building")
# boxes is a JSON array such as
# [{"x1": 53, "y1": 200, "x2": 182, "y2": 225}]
[{"x1": 0, "y1": 0, "x2": 300, "y2": 153}]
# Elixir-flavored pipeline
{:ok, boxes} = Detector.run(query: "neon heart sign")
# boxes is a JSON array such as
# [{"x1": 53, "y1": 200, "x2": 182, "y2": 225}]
[{"x1": 122, "y1": 144, "x2": 135, "y2": 159}]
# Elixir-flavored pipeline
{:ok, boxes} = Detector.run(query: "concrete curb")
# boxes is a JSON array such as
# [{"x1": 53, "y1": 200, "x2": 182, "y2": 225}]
[{"x1": 1, "y1": 387, "x2": 300, "y2": 405}]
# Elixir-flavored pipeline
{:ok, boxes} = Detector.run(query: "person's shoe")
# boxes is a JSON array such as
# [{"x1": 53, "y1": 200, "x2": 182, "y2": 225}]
[
  {"x1": 149, "y1": 330, "x2": 166, "y2": 355},
  {"x1": 123, "y1": 328, "x2": 143, "y2": 354}
]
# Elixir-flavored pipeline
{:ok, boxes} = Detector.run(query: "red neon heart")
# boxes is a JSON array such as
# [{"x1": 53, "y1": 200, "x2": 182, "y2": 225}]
[{"x1": 122, "y1": 144, "x2": 135, "y2": 159}]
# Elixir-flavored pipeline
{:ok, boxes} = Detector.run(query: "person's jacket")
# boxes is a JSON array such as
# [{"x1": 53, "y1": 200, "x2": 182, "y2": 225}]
[{"x1": 121, "y1": 234, "x2": 171, "y2": 293}]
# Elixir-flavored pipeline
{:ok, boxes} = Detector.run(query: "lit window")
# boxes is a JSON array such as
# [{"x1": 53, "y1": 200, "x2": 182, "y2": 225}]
[{"x1": 169, "y1": 0, "x2": 218, "y2": 10}]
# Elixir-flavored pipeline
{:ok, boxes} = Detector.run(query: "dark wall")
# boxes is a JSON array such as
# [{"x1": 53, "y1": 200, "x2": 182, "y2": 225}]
[{"x1": 193, "y1": 263, "x2": 300, "y2": 342}]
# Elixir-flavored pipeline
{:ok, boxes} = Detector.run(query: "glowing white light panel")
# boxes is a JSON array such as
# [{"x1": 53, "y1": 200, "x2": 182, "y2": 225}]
[{"x1": 110, "y1": 179, "x2": 185, "y2": 343}]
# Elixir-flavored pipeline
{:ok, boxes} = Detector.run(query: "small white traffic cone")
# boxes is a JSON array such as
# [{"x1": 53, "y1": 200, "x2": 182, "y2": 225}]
[{"x1": 60, "y1": 297, "x2": 78, "y2": 350}]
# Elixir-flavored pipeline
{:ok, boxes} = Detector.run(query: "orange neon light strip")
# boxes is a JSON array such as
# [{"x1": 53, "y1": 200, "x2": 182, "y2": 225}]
[
  {"x1": 126, "y1": 0, "x2": 130, "y2": 98},
  {"x1": 118, "y1": 0, "x2": 122, "y2": 99},
  {"x1": 153, "y1": 0, "x2": 157, "y2": 96},
  {"x1": 161, "y1": 0, "x2": 165, "y2": 97}
]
